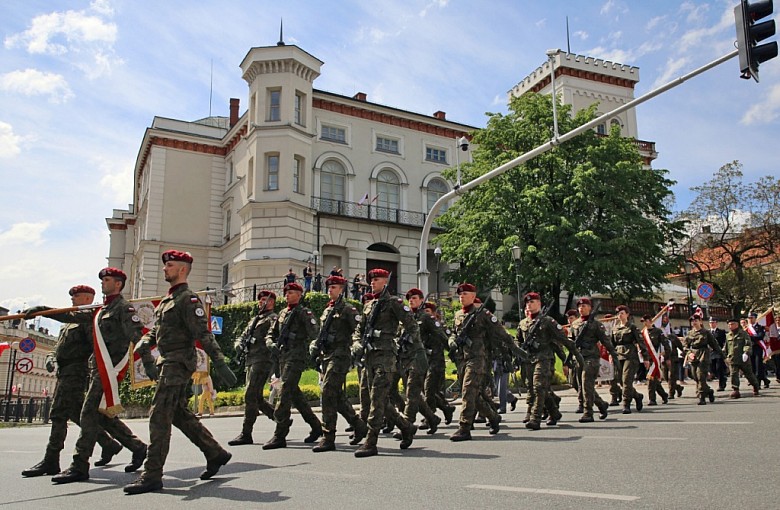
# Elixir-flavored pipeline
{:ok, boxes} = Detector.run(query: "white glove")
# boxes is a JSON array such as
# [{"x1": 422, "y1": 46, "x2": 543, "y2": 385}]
[{"x1": 742, "y1": 353, "x2": 749, "y2": 363}]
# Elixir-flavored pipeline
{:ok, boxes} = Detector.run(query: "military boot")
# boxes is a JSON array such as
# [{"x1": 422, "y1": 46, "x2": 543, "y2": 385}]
[
  {"x1": 752, "y1": 385, "x2": 760, "y2": 396},
  {"x1": 525, "y1": 420, "x2": 541, "y2": 431},
  {"x1": 443, "y1": 406, "x2": 456, "y2": 425},
  {"x1": 676, "y1": 386, "x2": 683, "y2": 398},
  {"x1": 634, "y1": 393, "x2": 644, "y2": 412},
  {"x1": 262, "y1": 435, "x2": 287, "y2": 450},
  {"x1": 399, "y1": 423, "x2": 417, "y2": 449},
  {"x1": 51, "y1": 467, "x2": 89, "y2": 484},
  {"x1": 354, "y1": 429, "x2": 379, "y2": 458},
  {"x1": 228, "y1": 431, "x2": 253, "y2": 446},
  {"x1": 21, "y1": 452, "x2": 59, "y2": 477},
  {"x1": 708, "y1": 389, "x2": 715, "y2": 403},
  {"x1": 303, "y1": 426, "x2": 323, "y2": 444},
  {"x1": 124, "y1": 476, "x2": 164, "y2": 495},
  {"x1": 488, "y1": 414, "x2": 501, "y2": 435},
  {"x1": 575, "y1": 404, "x2": 584, "y2": 414},
  {"x1": 578, "y1": 413, "x2": 594, "y2": 423},
  {"x1": 697, "y1": 396, "x2": 707, "y2": 405},
  {"x1": 730, "y1": 389, "x2": 741, "y2": 399},
  {"x1": 349, "y1": 418, "x2": 368, "y2": 446},
  {"x1": 522, "y1": 411, "x2": 532, "y2": 423},
  {"x1": 124, "y1": 444, "x2": 147, "y2": 473},
  {"x1": 546, "y1": 410, "x2": 562, "y2": 426},
  {"x1": 418, "y1": 418, "x2": 429, "y2": 430},
  {"x1": 449, "y1": 427, "x2": 472, "y2": 442},
  {"x1": 94, "y1": 440, "x2": 123, "y2": 467},
  {"x1": 597, "y1": 401, "x2": 609, "y2": 420},
  {"x1": 426, "y1": 415, "x2": 441, "y2": 435},
  {"x1": 312, "y1": 432, "x2": 336, "y2": 453},
  {"x1": 622, "y1": 402, "x2": 632, "y2": 415},
  {"x1": 609, "y1": 397, "x2": 620, "y2": 407},
  {"x1": 200, "y1": 449, "x2": 232, "y2": 480},
  {"x1": 660, "y1": 388, "x2": 669, "y2": 404}
]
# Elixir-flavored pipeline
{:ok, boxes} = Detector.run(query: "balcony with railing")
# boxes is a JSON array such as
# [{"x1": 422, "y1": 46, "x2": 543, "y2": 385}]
[{"x1": 311, "y1": 197, "x2": 440, "y2": 229}]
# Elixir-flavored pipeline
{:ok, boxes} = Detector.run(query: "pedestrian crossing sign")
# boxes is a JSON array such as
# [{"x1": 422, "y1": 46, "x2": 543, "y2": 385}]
[{"x1": 210, "y1": 316, "x2": 223, "y2": 334}]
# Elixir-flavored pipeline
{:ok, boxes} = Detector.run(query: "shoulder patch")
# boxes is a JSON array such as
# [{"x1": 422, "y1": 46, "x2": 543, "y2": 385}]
[
  {"x1": 190, "y1": 297, "x2": 199, "y2": 303},
  {"x1": 195, "y1": 308, "x2": 205, "y2": 317},
  {"x1": 556, "y1": 323, "x2": 563, "y2": 329},
  {"x1": 435, "y1": 321, "x2": 441, "y2": 327},
  {"x1": 403, "y1": 305, "x2": 411, "y2": 312},
  {"x1": 355, "y1": 315, "x2": 362, "y2": 322},
  {"x1": 307, "y1": 310, "x2": 313, "y2": 315},
  {"x1": 128, "y1": 306, "x2": 135, "y2": 312},
  {"x1": 491, "y1": 316, "x2": 498, "y2": 323},
  {"x1": 310, "y1": 318, "x2": 317, "y2": 325},
  {"x1": 397, "y1": 298, "x2": 403, "y2": 303},
  {"x1": 131, "y1": 315, "x2": 140, "y2": 322}
]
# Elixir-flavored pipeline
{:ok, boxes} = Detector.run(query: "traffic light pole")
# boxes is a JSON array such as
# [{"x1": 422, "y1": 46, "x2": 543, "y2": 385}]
[{"x1": 417, "y1": 48, "x2": 739, "y2": 294}]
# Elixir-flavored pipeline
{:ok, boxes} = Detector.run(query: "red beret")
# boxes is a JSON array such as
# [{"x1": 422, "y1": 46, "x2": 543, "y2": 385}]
[
  {"x1": 690, "y1": 314, "x2": 704, "y2": 321},
  {"x1": 615, "y1": 305, "x2": 630, "y2": 314},
  {"x1": 162, "y1": 250, "x2": 193, "y2": 264},
  {"x1": 474, "y1": 297, "x2": 482, "y2": 304},
  {"x1": 423, "y1": 302, "x2": 437, "y2": 311},
  {"x1": 565, "y1": 309, "x2": 578, "y2": 317},
  {"x1": 576, "y1": 297, "x2": 592, "y2": 306},
  {"x1": 367, "y1": 268, "x2": 390, "y2": 280},
  {"x1": 325, "y1": 275, "x2": 348, "y2": 287},
  {"x1": 362, "y1": 293, "x2": 375, "y2": 303},
  {"x1": 284, "y1": 282, "x2": 304, "y2": 293},
  {"x1": 98, "y1": 267, "x2": 126, "y2": 281},
  {"x1": 405, "y1": 288, "x2": 424, "y2": 300},
  {"x1": 524, "y1": 292, "x2": 541, "y2": 303},
  {"x1": 257, "y1": 290, "x2": 276, "y2": 300},
  {"x1": 69, "y1": 285, "x2": 96, "y2": 296},
  {"x1": 456, "y1": 283, "x2": 477, "y2": 294}
]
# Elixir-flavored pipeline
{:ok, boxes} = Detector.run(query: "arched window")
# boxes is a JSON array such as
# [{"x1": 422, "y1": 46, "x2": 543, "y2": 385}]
[
  {"x1": 610, "y1": 118, "x2": 621, "y2": 134},
  {"x1": 377, "y1": 169, "x2": 400, "y2": 210},
  {"x1": 321, "y1": 160, "x2": 346, "y2": 201},
  {"x1": 427, "y1": 177, "x2": 449, "y2": 213}
]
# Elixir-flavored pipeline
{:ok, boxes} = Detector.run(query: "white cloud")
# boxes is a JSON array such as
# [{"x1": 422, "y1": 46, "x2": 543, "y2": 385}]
[
  {"x1": 0, "y1": 69, "x2": 74, "y2": 102},
  {"x1": 600, "y1": 0, "x2": 629, "y2": 18},
  {"x1": 680, "y1": 1, "x2": 709, "y2": 23},
  {"x1": 573, "y1": 30, "x2": 589, "y2": 41},
  {"x1": 742, "y1": 83, "x2": 780, "y2": 125},
  {"x1": 419, "y1": 0, "x2": 449, "y2": 17},
  {"x1": 0, "y1": 221, "x2": 50, "y2": 247},
  {"x1": 650, "y1": 56, "x2": 690, "y2": 89},
  {"x1": 646, "y1": 15, "x2": 666, "y2": 31},
  {"x1": 0, "y1": 122, "x2": 22, "y2": 158},
  {"x1": 89, "y1": 0, "x2": 114, "y2": 16},
  {"x1": 97, "y1": 157, "x2": 134, "y2": 202}
]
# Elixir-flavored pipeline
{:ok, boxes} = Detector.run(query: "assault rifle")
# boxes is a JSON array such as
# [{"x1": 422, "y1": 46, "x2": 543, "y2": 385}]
[
  {"x1": 313, "y1": 286, "x2": 346, "y2": 372},
  {"x1": 361, "y1": 272, "x2": 392, "y2": 353},
  {"x1": 235, "y1": 294, "x2": 271, "y2": 365},
  {"x1": 276, "y1": 303, "x2": 301, "y2": 350},
  {"x1": 455, "y1": 299, "x2": 484, "y2": 348},
  {"x1": 516, "y1": 301, "x2": 554, "y2": 362},
  {"x1": 398, "y1": 291, "x2": 433, "y2": 355},
  {"x1": 565, "y1": 302, "x2": 601, "y2": 368}
]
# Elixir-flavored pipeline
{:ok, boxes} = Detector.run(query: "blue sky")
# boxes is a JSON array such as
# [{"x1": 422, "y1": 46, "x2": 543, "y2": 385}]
[{"x1": 1, "y1": 0, "x2": 778, "y2": 330}]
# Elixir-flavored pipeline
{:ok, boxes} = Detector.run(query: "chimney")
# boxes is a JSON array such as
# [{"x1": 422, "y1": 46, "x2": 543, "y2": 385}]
[
  {"x1": 353, "y1": 92, "x2": 367, "y2": 102},
  {"x1": 229, "y1": 98, "x2": 240, "y2": 127},
  {"x1": 433, "y1": 110, "x2": 446, "y2": 120}
]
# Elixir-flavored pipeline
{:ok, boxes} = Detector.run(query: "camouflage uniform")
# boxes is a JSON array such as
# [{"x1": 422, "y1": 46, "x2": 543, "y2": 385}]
[
  {"x1": 420, "y1": 312, "x2": 455, "y2": 422},
  {"x1": 662, "y1": 333, "x2": 685, "y2": 398},
  {"x1": 397, "y1": 310, "x2": 439, "y2": 429},
  {"x1": 312, "y1": 298, "x2": 366, "y2": 449},
  {"x1": 517, "y1": 313, "x2": 582, "y2": 427},
  {"x1": 569, "y1": 316, "x2": 617, "y2": 420},
  {"x1": 59, "y1": 295, "x2": 147, "y2": 476},
  {"x1": 352, "y1": 289, "x2": 417, "y2": 454},
  {"x1": 684, "y1": 327, "x2": 724, "y2": 403},
  {"x1": 22, "y1": 316, "x2": 121, "y2": 477},
  {"x1": 612, "y1": 321, "x2": 648, "y2": 412},
  {"x1": 643, "y1": 326, "x2": 669, "y2": 404},
  {"x1": 724, "y1": 326, "x2": 760, "y2": 394},
  {"x1": 134, "y1": 283, "x2": 230, "y2": 483},
  {"x1": 264, "y1": 302, "x2": 322, "y2": 444},
  {"x1": 233, "y1": 309, "x2": 278, "y2": 442}
]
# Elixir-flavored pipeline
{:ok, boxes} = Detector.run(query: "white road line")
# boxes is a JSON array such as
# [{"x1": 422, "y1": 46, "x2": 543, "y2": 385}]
[
  {"x1": 281, "y1": 469, "x2": 362, "y2": 479},
  {"x1": 583, "y1": 436, "x2": 685, "y2": 441},
  {"x1": 467, "y1": 484, "x2": 640, "y2": 501},
  {"x1": 619, "y1": 421, "x2": 753, "y2": 425}
]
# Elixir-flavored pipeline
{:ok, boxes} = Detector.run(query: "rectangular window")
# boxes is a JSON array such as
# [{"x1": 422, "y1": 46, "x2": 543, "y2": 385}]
[
  {"x1": 223, "y1": 209, "x2": 231, "y2": 241},
  {"x1": 227, "y1": 161, "x2": 233, "y2": 186},
  {"x1": 268, "y1": 89, "x2": 281, "y2": 121},
  {"x1": 292, "y1": 157, "x2": 302, "y2": 194},
  {"x1": 320, "y1": 125, "x2": 346, "y2": 143},
  {"x1": 222, "y1": 264, "x2": 229, "y2": 287},
  {"x1": 376, "y1": 136, "x2": 399, "y2": 154},
  {"x1": 247, "y1": 157, "x2": 254, "y2": 198},
  {"x1": 267, "y1": 154, "x2": 279, "y2": 190},
  {"x1": 294, "y1": 92, "x2": 304, "y2": 126},
  {"x1": 426, "y1": 146, "x2": 447, "y2": 164}
]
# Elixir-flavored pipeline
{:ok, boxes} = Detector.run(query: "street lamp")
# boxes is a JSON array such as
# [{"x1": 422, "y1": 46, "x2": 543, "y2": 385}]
[
  {"x1": 764, "y1": 270, "x2": 775, "y2": 306},
  {"x1": 434, "y1": 246, "x2": 442, "y2": 299},
  {"x1": 684, "y1": 260, "x2": 695, "y2": 322},
  {"x1": 511, "y1": 246, "x2": 523, "y2": 322}
]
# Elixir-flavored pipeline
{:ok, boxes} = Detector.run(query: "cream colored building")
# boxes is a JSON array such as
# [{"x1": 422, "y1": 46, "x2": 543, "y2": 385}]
[
  {"x1": 107, "y1": 43, "x2": 473, "y2": 302},
  {"x1": 0, "y1": 321, "x2": 57, "y2": 400}
]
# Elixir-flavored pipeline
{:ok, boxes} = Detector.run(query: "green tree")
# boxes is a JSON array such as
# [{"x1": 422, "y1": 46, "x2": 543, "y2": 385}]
[
  {"x1": 684, "y1": 161, "x2": 780, "y2": 316},
  {"x1": 434, "y1": 93, "x2": 682, "y2": 318}
]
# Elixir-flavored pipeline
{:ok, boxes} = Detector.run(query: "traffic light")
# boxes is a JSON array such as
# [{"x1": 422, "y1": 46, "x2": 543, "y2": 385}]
[{"x1": 735, "y1": 0, "x2": 778, "y2": 82}]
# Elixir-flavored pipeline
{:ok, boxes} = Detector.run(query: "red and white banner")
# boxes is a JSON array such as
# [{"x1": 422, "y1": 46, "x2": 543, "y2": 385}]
[
  {"x1": 756, "y1": 308, "x2": 778, "y2": 357},
  {"x1": 0, "y1": 342, "x2": 10, "y2": 357},
  {"x1": 642, "y1": 328, "x2": 662, "y2": 379},
  {"x1": 93, "y1": 308, "x2": 129, "y2": 418}
]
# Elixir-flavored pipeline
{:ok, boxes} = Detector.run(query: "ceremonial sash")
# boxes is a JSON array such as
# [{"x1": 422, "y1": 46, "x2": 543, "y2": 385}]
[
  {"x1": 642, "y1": 328, "x2": 662, "y2": 379},
  {"x1": 757, "y1": 309, "x2": 779, "y2": 356},
  {"x1": 93, "y1": 308, "x2": 129, "y2": 418}
]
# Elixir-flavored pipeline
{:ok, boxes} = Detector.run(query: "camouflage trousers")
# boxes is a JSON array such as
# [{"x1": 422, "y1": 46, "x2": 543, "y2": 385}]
[
  {"x1": 365, "y1": 354, "x2": 411, "y2": 433},
  {"x1": 424, "y1": 365, "x2": 449, "y2": 413},
  {"x1": 647, "y1": 374, "x2": 668, "y2": 402},
  {"x1": 524, "y1": 361, "x2": 558, "y2": 418},
  {"x1": 528, "y1": 360, "x2": 553, "y2": 422},
  {"x1": 320, "y1": 365, "x2": 359, "y2": 436},
  {"x1": 621, "y1": 359, "x2": 641, "y2": 403},
  {"x1": 70, "y1": 374, "x2": 145, "y2": 474},
  {"x1": 358, "y1": 367, "x2": 370, "y2": 422},
  {"x1": 272, "y1": 358, "x2": 321, "y2": 438},
  {"x1": 45, "y1": 374, "x2": 118, "y2": 459},
  {"x1": 690, "y1": 361, "x2": 712, "y2": 398},
  {"x1": 610, "y1": 359, "x2": 623, "y2": 400},
  {"x1": 401, "y1": 360, "x2": 437, "y2": 425},
  {"x1": 578, "y1": 358, "x2": 607, "y2": 416},
  {"x1": 459, "y1": 362, "x2": 498, "y2": 429},
  {"x1": 729, "y1": 359, "x2": 759, "y2": 390},
  {"x1": 143, "y1": 379, "x2": 223, "y2": 482},
  {"x1": 242, "y1": 361, "x2": 275, "y2": 435},
  {"x1": 663, "y1": 359, "x2": 682, "y2": 395}
]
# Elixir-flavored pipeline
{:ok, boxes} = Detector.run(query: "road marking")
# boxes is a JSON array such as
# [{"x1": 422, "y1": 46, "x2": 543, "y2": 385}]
[
  {"x1": 619, "y1": 421, "x2": 753, "y2": 425},
  {"x1": 583, "y1": 435, "x2": 685, "y2": 441},
  {"x1": 467, "y1": 484, "x2": 640, "y2": 501},
  {"x1": 282, "y1": 469, "x2": 362, "y2": 479}
]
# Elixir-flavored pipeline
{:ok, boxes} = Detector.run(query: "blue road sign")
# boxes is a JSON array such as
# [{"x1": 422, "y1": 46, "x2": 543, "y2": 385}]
[
  {"x1": 211, "y1": 316, "x2": 223, "y2": 334},
  {"x1": 19, "y1": 337, "x2": 36, "y2": 353},
  {"x1": 697, "y1": 282, "x2": 715, "y2": 301}
]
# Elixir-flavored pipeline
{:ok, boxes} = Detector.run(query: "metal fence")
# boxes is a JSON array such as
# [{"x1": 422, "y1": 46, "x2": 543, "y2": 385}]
[
  {"x1": 2, "y1": 396, "x2": 51, "y2": 423},
  {"x1": 312, "y1": 197, "x2": 431, "y2": 228}
]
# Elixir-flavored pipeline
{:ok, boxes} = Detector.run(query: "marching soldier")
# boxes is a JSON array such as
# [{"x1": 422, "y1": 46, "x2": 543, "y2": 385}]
[
  {"x1": 399, "y1": 289, "x2": 441, "y2": 433},
  {"x1": 351, "y1": 269, "x2": 418, "y2": 457},
  {"x1": 228, "y1": 290, "x2": 279, "y2": 446},
  {"x1": 48, "y1": 268, "x2": 148, "y2": 484},
  {"x1": 262, "y1": 282, "x2": 323, "y2": 450},
  {"x1": 309, "y1": 275, "x2": 368, "y2": 452},
  {"x1": 449, "y1": 283, "x2": 511, "y2": 440},
  {"x1": 611, "y1": 305, "x2": 649, "y2": 414},
  {"x1": 662, "y1": 331, "x2": 685, "y2": 399},
  {"x1": 641, "y1": 315, "x2": 669, "y2": 405},
  {"x1": 568, "y1": 298, "x2": 618, "y2": 423},
  {"x1": 22, "y1": 285, "x2": 126, "y2": 478},
  {"x1": 683, "y1": 314, "x2": 724, "y2": 405},
  {"x1": 125, "y1": 251, "x2": 237, "y2": 494},
  {"x1": 724, "y1": 317, "x2": 760, "y2": 398},
  {"x1": 421, "y1": 302, "x2": 456, "y2": 425},
  {"x1": 517, "y1": 292, "x2": 583, "y2": 430}
]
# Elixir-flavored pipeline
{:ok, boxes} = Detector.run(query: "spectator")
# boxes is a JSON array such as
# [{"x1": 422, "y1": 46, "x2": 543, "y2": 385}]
[
  {"x1": 303, "y1": 264, "x2": 313, "y2": 292},
  {"x1": 351, "y1": 274, "x2": 361, "y2": 300},
  {"x1": 329, "y1": 266, "x2": 339, "y2": 277},
  {"x1": 196, "y1": 373, "x2": 216, "y2": 417},
  {"x1": 284, "y1": 268, "x2": 297, "y2": 284},
  {"x1": 313, "y1": 273, "x2": 323, "y2": 292}
]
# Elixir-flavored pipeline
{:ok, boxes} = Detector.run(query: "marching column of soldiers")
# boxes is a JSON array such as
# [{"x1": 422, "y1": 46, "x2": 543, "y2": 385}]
[{"x1": 16, "y1": 253, "x2": 771, "y2": 494}]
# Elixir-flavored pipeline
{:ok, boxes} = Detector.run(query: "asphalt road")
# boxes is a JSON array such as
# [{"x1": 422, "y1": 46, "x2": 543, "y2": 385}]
[{"x1": 1, "y1": 381, "x2": 778, "y2": 509}]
